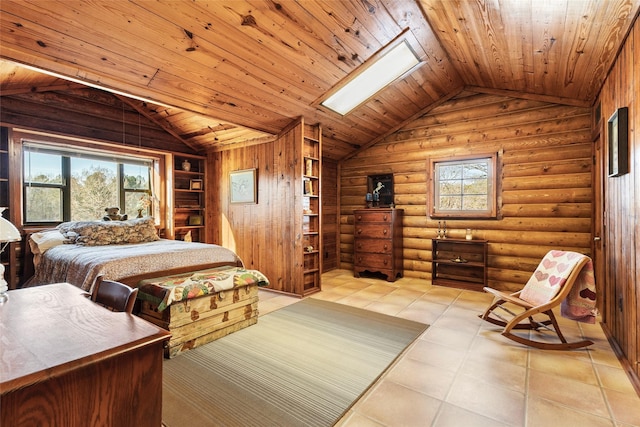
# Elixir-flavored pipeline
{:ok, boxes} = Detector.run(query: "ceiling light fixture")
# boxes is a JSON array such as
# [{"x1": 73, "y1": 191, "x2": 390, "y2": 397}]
[{"x1": 321, "y1": 39, "x2": 421, "y2": 116}]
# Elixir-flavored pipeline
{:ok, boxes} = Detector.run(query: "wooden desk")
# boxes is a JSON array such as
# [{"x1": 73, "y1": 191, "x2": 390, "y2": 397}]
[{"x1": 0, "y1": 283, "x2": 171, "y2": 427}]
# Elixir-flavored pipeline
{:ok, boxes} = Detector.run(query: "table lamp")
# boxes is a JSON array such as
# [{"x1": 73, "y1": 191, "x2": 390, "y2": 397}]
[{"x1": 0, "y1": 208, "x2": 21, "y2": 303}]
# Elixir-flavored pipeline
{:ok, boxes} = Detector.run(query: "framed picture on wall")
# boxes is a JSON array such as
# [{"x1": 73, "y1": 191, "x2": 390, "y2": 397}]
[
  {"x1": 230, "y1": 168, "x2": 257, "y2": 204},
  {"x1": 608, "y1": 107, "x2": 628, "y2": 177},
  {"x1": 367, "y1": 174, "x2": 394, "y2": 207}
]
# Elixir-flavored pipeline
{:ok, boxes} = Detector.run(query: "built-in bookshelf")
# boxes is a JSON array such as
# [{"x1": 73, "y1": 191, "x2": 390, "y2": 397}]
[
  {"x1": 172, "y1": 154, "x2": 206, "y2": 242},
  {"x1": 0, "y1": 127, "x2": 17, "y2": 289},
  {"x1": 301, "y1": 123, "x2": 322, "y2": 295}
]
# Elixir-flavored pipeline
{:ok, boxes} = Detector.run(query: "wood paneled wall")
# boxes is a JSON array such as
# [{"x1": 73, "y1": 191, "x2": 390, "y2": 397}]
[
  {"x1": 208, "y1": 118, "x2": 329, "y2": 296},
  {"x1": 207, "y1": 139, "x2": 287, "y2": 285},
  {"x1": 597, "y1": 15, "x2": 639, "y2": 385},
  {"x1": 0, "y1": 89, "x2": 196, "y2": 155},
  {"x1": 340, "y1": 92, "x2": 593, "y2": 292}
]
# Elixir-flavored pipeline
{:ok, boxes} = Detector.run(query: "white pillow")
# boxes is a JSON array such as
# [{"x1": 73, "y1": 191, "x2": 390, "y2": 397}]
[{"x1": 29, "y1": 229, "x2": 66, "y2": 255}]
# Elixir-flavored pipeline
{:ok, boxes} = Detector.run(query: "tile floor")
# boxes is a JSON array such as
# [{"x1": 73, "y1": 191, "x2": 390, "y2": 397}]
[{"x1": 258, "y1": 269, "x2": 640, "y2": 427}]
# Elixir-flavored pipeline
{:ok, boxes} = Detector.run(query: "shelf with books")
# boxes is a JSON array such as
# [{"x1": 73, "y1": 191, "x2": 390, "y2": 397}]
[{"x1": 172, "y1": 154, "x2": 206, "y2": 242}]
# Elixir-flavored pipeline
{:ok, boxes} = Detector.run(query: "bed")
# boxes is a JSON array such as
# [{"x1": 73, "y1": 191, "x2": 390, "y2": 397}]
[{"x1": 26, "y1": 218, "x2": 268, "y2": 357}]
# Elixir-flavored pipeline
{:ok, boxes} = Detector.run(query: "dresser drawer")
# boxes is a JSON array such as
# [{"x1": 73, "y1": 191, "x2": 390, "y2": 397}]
[
  {"x1": 354, "y1": 238, "x2": 392, "y2": 254},
  {"x1": 354, "y1": 211, "x2": 393, "y2": 224},
  {"x1": 354, "y1": 224, "x2": 392, "y2": 239},
  {"x1": 354, "y1": 253, "x2": 393, "y2": 269}
]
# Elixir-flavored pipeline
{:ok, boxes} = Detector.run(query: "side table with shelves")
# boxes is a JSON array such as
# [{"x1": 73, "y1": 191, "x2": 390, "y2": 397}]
[{"x1": 431, "y1": 238, "x2": 488, "y2": 291}]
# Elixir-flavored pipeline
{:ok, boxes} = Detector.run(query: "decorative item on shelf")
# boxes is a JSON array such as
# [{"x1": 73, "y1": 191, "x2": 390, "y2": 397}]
[
  {"x1": 372, "y1": 192, "x2": 380, "y2": 207},
  {"x1": 436, "y1": 221, "x2": 447, "y2": 239},
  {"x1": 103, "y1": 207, "x2": 127, "y2": 221},
  {"x1": 466, "y1": 228, "x2": 473, "y2": 240},
  {"x1": 304, "y1": 179, "x2": 313, "y2": 195},
  {"x1": 183, "y1": 230, "x2": 192, "y2": 242},
  {"x1": 189, "y1": 179, "x2": 203, "y2": 190},
  {"x1": 305, "y1": 246, "x2": 314, "y2": 253},
  {"x1": 182, "y1": 159, "x2": 191, "y2": 172},
  {"x1": 136, "y1": 194, "x2": 152, "y2": 218},
  {"x1": 451, "y1": 256, "x2": 468, "y2": 263},
  {"x1": 306, "y1": 158, "x2": 313, "y2": 176},
  {"x1": 365, "y1": 192, "x2": 373, "y2": 208},
  {"x1": 0, "y1": 208, "x2": 21, "y2": 303},
  {"x1": 188, "y1": 215, "x2": 203, "y2": 226}
]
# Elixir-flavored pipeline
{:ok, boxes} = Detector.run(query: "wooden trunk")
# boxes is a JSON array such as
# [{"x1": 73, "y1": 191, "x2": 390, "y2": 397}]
[{"x1": 138, "y1": 284, "x2": 258, "y2": 358}]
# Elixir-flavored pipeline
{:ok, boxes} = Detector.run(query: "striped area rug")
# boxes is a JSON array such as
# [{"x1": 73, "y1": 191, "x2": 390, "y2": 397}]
[{"x1": 162, "y1": 298, "x2": 427, "y2": 427}]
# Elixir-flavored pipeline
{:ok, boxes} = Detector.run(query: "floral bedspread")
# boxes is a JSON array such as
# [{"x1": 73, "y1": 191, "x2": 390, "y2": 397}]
[
  {"x1": 30, "y1": 239, "x2": 242, "y2": 291},
  {"x1": 137, "y1": 266, "x2": 269, "y2": 311}
]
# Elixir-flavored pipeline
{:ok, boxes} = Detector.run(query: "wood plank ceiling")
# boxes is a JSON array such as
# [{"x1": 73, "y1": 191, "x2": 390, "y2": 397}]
[{"x1": 1, "y1": 0, "x2": 638, "y2": 160}]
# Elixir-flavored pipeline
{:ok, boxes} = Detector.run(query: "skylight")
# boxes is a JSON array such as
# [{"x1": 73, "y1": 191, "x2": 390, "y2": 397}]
[{"x1": 321, "y1": 40, "x2": 421, "y2": 115}]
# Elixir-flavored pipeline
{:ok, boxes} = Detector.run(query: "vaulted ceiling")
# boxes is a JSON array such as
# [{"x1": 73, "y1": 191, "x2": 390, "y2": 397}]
[{"x1": 1, "y1": 1, "x2": 638, "y2": 160}]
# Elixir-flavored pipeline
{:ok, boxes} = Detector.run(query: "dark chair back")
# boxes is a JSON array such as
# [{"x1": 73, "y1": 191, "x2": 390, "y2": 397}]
[{"x1": 91, "y1": 275, "x2": 138, "y2": 314}]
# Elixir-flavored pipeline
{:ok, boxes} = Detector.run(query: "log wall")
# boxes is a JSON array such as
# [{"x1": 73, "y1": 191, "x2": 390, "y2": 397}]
[
  {"x1": 340, "y1": 92, "x2": 593, "y2": 293},
  {"x1": 322, "y1": 159, "x2": 339, "y2": 271}
]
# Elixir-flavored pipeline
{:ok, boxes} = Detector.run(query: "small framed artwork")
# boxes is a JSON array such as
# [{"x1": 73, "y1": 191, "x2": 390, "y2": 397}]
[
  {"x1": 190, "y1": 179, "x2": 203, "y2": 190},
  {"x1": 367, "y1": 174, "x2": 394, "y2": 207},
  {"x1": 230, "y1": 168, "x2": 257, "y2": 204},
  {"x1": 608, "y1": 107, "x2": 628, "y2": 177}
]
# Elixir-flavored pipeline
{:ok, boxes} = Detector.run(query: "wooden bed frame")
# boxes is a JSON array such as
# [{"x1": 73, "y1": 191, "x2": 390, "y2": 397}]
[{"x1": 23, "y1": 233, "x2": 261, "y2": 358}]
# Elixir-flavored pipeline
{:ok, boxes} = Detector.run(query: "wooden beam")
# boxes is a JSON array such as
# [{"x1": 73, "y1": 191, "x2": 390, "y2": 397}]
[
  {"x1": 0, "y1": 82, "x2": 86, "y2": 96},
  {"x1": 207, "y1": 135, "x2": 277, "y2": 153},
  {"x1": 114, "y1": 95, "x2": 200, "y2": 153},
  {"x1": 465, "y1": 86, "x2": 591, "y2": 108}
]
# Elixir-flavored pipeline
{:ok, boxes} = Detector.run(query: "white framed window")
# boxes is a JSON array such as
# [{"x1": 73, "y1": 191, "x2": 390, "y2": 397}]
[{"x1": 428, "y1": 153, "x2": 499, "y2": 219}]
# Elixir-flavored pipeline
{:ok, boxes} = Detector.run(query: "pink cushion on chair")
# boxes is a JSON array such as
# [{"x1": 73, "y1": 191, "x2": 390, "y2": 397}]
[{"x1": 519, "y1": 251, "x2": 588, "y2": 306}]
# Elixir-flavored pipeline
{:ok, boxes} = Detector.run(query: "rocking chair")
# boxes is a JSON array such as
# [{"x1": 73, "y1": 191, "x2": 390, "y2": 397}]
[{"x1": 479, "y1": 250, "x2": 597, "y2": 350}]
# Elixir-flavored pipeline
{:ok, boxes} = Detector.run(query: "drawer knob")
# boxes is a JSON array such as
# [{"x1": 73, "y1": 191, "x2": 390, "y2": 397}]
[
  {"x1": 357, "y1": 228, "x2": 362, "y2": 234},
  {"x1": 383, "y1": 215, "x2": 387, "y2": 220},
  {"x1": 384, "y1": 244, "x2": 388, "y2": 250},
  {"x1": 383, "y1": 259, "x2": 388, "y2": 265},
  {"x1": 383, "y1": 229, "x2": 388, "y2": 235}
]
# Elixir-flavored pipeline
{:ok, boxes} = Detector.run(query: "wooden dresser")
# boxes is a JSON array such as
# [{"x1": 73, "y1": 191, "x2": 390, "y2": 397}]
[{"x1": 353, "y1": 208, "x2": 403, "y2": 282}]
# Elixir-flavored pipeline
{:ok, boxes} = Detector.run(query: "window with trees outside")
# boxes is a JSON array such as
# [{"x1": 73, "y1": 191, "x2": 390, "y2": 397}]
[
  {"x1": 429, "y1": 153, "x2": 498, "y2": 219},
  {"x1": 23, "y1": 142, "x2": 156, "y2": 224}
]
